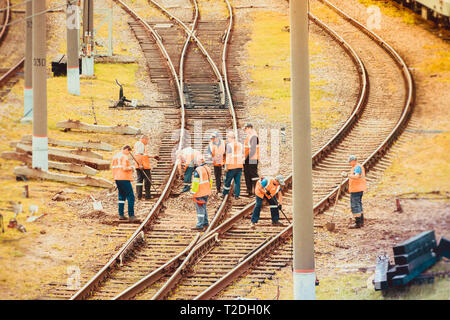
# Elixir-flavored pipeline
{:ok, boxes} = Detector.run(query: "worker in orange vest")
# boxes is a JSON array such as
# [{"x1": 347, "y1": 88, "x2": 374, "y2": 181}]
[
  {"x1": 133, "y1": 135, "x2": 160, "y2": 200},
  {"x1": 177, "y1": 146, "x2": 201, "y2": 192},
  {"x1": 250, "y1": 175, "x2": 285, "y2": 227},
  {"x1": 207, "y1": 132, "x2": 225, "y2": 193},
  {"x1": 190, "y1": 156, "x2": 212, "y2": 231},
  {"x1": 243, "y1": 123, "x2": 260, "y2": 196},
  {"x1": 111, "y1": 145, "x2": 137, "y2": 221},
  {"x1": 343, "y1": 155, "x2": 367, "y2": 228},
  {"x1": 222, "y1": 131, "x2": 244, "y2": 200}
]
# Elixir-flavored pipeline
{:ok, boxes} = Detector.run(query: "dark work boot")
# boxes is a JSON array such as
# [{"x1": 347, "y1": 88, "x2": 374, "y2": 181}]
[
  {"x1": 349, "y1": 216, "x2": 362, "y2": 229},
  {"x1": 360, "y1": 214, "x2": 365, "y2": 227},
  {"x1": 136, "y1": 186, "x2": 143, "y2": 200}
]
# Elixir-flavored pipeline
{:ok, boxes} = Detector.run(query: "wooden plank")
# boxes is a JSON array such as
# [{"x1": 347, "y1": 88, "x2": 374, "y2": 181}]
[
  {"x1": 394, "y1": 241, "x2": 436, "y2": 265},
  {"x1": 437, "y1": 237, "x2": 450, "y2": 260},
  {"x1": 14, "y1": 166, "x2": 113, "y2": 188},
  {"x1": 56, "y1": 120, "x2": 141, "y2": 135},
  {"x1": 393, "y1": 230, "x2": 436, "y2": 255},
  {"x1": 11, "y1": 140, "x2": 103, "y2": 159},
  {"x1": 1, "y1": 151, "x2": 98, "y2": 175},
  {"x1": 15, "y1": 143, "x2": 110, "y2": 170},
  {"x1": 392, "y1": 256, "x2": 437, "y2": 287},
  {"x1": 21, "y1": 135, "x2": 113, "y2": 151},
  {"x1": 395, "y1": 252, "x2": 435, "y2": 275}
]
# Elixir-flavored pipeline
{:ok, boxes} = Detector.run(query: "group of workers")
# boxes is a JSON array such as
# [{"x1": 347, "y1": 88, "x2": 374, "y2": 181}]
[{"x1": 111, "y1": 124, "x2": 367, "y2": 230}]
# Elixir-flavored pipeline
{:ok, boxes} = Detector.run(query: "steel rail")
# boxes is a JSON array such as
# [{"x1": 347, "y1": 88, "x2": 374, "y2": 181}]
[
  {"x1": 193, "y1": 0, "x2": 415, "y2": 300},
  {"x1": 148, "y1": 0, "x2": 226, "y2": 105},
  {"x1": 0, "y1": 1, "x2": 24, "y2": 93},
  {"x1": 0, "y1": 0, "x2": 10, "y2": 43},
  {"x1": 147, "y1": 8, "x2": 370, "y2": 300},
  {"x1": 111, "y1": 0, "x2": 239, "y2": 300},
  {"x1": 70, "y1": 0, "x2": 187, "y2": 300}
]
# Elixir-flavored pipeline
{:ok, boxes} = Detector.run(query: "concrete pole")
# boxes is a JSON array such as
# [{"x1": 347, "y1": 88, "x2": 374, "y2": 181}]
[
  {"x1": 67, "y1": 0, "x2": 80, "y2": 95},
  {"x1": 22, "y1": 0, "x2": 33, "y2": 122},
  {"x1": 32, "y1": 0, "x2": 48, "y2": 171},
  {"x1": 82, "y1": 0, "x2": 94, "y2": 75},
  {"x1": 290, "y1": 0, "x2": 315, "y2": 300}
]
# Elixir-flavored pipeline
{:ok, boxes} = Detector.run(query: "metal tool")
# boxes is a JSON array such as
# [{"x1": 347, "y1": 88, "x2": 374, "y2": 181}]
[
  {"x1": 326, "y1": 175, "x2": 345, "y2": 232},
  {"x1": 89, "y1": 195, "x2": 103, "y2": 211},
  {"x1": 267, "y1": 191, "x2": 291, "y2": 224},
  {"x1": 129, "y1": 152, "x2": 158, "y2": 194}
]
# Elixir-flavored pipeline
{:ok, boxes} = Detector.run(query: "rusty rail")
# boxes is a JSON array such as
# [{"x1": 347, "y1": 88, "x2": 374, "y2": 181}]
[
  {"x1": 70, "y1": 0, "x2": 187, "y2": 300},
  {"x1": 193, "y1": 0, "x2": 415, "y2": 300}
]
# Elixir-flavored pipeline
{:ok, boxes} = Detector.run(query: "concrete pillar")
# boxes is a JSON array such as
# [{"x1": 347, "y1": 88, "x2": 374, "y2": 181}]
[
  {"x1": 82, "y1": 0, "x2": 94, "y2": 75},
  {"x1": 67, "y1": 0, "x2": 80, "y2": 95},
  {"x1": 32, "y1": 0, "x2": 48, "y2": 171},
  {"x1": 290, "y1": 0, "x2": 315, "y2": 300},
  {"x1": 22, "y1": 0, "x2": 33, "y2": 122}
]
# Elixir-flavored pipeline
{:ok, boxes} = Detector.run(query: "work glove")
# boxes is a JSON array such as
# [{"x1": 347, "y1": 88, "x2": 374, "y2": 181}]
[
  {"x1": 154, "y1": 155, "x2": 161, "y2": 161},
  {"x1": 278, "y1": 205, "x2": 282, "y2": 210}
]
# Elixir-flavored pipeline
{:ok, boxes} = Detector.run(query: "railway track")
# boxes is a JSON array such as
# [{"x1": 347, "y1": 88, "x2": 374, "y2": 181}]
[
  {"x1": 0, "y1": 0, "x2": 23, "y2": 100},
  {"x1": 108, "y1": 1, "x2": 371, "y2": 300},
  {"x1": 136, "y1": 0, "x2": 414, "y2": 300},
  {"x1": 46, "y1": 0, "x2": 414, "y2": 300},
  {"x1": 50, "y1": 0, "x2": 247, "y2": 300}
]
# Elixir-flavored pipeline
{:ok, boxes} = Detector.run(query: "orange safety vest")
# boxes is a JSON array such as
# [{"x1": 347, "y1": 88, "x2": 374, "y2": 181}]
[
  {"x1": 255, "y1": 178, "x2": 282, "y2": 202},
  {"x1": 348, "y1": 162, "x2": 367, "y2": 193},
  {"x1": 193, "y1": 165, "x2": 212, "y2": 198},
  {"x1": 209, "y1": 140, "x2": 225, "y2": 166},
  {"x1": 180, "y1": 148, "x2": 200, "y2": 171},
  {"x1": 226, "y1": 141, "x2": 244, "y2": 170},
  {"x1": 133, "y1": 140, "x2": 151, "y2": 169},
  {"x1": 244, "y1": 131, "x2": 259, "y2": 161},
  {"x1": 111, "y1": 152, "x2": 133, "y2": 181}
]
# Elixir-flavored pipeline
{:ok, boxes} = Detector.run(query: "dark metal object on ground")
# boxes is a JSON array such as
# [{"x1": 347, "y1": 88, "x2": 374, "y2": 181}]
[
  {"x1": 436, "y1": 237, "x2": 450, "y2": 260},
  {"x1": 376, "y1": 230, "x2": 439, "y2": 290}
]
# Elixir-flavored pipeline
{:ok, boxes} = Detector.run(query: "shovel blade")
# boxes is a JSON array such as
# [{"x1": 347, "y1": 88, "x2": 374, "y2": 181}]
[
  {"x1": 93, "y1": 201, "x2": 103, "y2": 211},
  {"x1": 325, "y1": 222, "x2": 335, "y2": 232}
]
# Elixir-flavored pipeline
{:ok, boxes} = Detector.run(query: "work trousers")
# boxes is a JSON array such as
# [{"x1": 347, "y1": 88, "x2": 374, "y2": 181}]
[
  {"x1": 136, "y1": 169, "x2": 151, "y2": 199},
  {"x1": 222, "y1": 168, "x2": 242, "y2": 197},
  {"x1": 213, "y1": 165, "x2": 223, "y2": 193},
  {"x1": 116, "y1": 180, "x2": 135, "y2": 217},
  {"x1": 350, "y1": 191, "x2": 364, "y2": 216},
  {"x1": 251, "y1": 195, "x2": 279, "y2": 224},
  {"x1": 243, "y1": 163, "x2": 258, "y2": 194},
  {"x1": 194, "y1": 196, "x2": 209, "y2": 228},
  {"x1": 182, "y1": 166, "x2": 195, "y2": 192}
]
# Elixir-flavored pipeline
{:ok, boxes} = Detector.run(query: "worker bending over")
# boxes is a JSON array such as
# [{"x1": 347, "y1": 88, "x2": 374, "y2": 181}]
[
  {"x1": 133, "y1": 135, "x2": 160, "y2": 200},
  {"x1": 222, "y1": 131, "x2": 244, "y2": 200},
  {"x1": 251, "y1": 175, "x2": 285, "y2": 227},
  {"x1": 177, "y1": 146, "x2": 201, "y2": 192},
  {"x1": 344, "y1": 155, "x2": 367, "y2": 229},
  {"x1": 207, "y1": 132, "x2": 225, "y2": 193},
  {"x1": 111, "y1": 145, "x2": 137, "y2": 221},
  {"x1": 190, "y1": 156, "x2": 212, "y2": 231},
  {"x1": 243, "y1": 123, "x2": 259, "y2": 196}
]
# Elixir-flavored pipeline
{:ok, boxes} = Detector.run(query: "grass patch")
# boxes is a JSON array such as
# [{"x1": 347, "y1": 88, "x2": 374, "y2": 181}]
[
  {"x1": 373, "y1": 131, "x2": 450, "y2": 196},
  {"x1": 245, "y1": 11, "x2": 338, "y2": 128}
]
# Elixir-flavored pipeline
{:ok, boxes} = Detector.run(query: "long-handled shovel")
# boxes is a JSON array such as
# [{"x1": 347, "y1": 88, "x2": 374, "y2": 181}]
[
  {"x1": 130, "y1": 153, "x2": 159, "y2": 194},
  {"x1": 270, "y1": 193, "x2": 291, "y2": 224},
  {"x1": 326, "y1": 175, "x2": 345, "y2": 232}
]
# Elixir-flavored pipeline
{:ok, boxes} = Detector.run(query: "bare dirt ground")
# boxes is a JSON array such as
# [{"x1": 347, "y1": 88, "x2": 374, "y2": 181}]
[
  {"x1": 0, "y1": 0, "x2": 166, "y2": 299},
  {"x1": 0, "y1": 0, "x2": 448, "y2": 300},
  {"x1": 243, "y1": 0, "x2": 449, "y2": 299}
]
